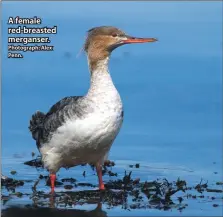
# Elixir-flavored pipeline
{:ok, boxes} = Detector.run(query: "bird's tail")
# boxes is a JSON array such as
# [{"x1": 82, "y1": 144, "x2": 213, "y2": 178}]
[{"x1": 29, "y1": 111, "x2": 45, "y2": 141}]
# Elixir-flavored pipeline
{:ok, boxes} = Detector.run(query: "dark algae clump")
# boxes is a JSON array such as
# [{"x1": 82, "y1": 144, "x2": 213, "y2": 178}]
[
  {"x1": 1, "y1": 158, "x2": 223, "y2": 214},
  {"x1": 1, "y1": 174, "x2": 24, "y2": 192},
  {"x1": 24, "y1": 156, "x2": 43, "y2": 167}
]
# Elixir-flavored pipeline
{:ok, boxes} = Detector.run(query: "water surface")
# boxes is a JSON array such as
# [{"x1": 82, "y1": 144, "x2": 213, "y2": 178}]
[{"x1": 1, "y1": 1, "x2": 222, "y2": 216}]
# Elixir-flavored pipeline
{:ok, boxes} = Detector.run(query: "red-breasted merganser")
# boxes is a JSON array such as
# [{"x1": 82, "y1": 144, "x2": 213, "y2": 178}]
[{"x1": 29, "y1": 26, "x2": 157, "y2": 192}]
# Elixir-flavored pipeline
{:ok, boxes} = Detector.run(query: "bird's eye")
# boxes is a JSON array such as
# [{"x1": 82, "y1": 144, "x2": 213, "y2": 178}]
[{"x1": 112, "y1": 33, "x2": 118, "y2": 37}]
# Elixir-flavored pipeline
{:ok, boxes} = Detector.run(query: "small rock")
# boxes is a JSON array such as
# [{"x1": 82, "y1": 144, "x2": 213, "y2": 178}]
[
  {"x1": 216, "y1": 182, "x2": 223, "y2": 185},
  {"x1": 61, "y1": 178, "x2": 76, "y2": 183},
  {"x1": 83, "y1": 171, "x2": 86, "y2": 177},
  {"x1": 64, "y1": 185, "x2": 73, "y2": 190},
  {"x1": 10, "y1": 170, "x2": 17, "y2": 175},
  {"x1": 135, "y1": 163, "x2": 140, "y2": 168}
]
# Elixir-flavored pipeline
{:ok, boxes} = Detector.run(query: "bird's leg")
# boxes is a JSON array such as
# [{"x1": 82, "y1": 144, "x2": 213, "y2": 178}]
[
  {"x1": 96, "y1": 163, "x2": 105, "y2": 190},
  {"x1": 49, "y1": 194, "x2": 56, "y2": 208},
  {"x1": 50, "y1": 173, "x2": 56, "y2": 193}
]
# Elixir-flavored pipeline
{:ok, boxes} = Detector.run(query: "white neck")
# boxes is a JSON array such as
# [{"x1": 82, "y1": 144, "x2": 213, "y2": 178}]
[{"x1": 86, "y1": 57, "x2": 117, "y2": 97}]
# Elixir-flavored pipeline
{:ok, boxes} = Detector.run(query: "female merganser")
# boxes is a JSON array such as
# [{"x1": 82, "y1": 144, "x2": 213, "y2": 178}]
[{"x1": 29, "y1": 26, "x2": 157, "y2": 192}]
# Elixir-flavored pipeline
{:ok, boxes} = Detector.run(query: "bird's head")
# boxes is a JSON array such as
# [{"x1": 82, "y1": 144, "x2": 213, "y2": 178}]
[{"x1": 84, "y1": 26, "x2": 157, "y2": 70}]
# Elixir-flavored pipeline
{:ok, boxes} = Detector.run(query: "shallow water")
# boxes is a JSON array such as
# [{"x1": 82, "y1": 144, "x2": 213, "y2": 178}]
[{"x1": 1, "y1": 1, "x2": 223, "y2": 216}]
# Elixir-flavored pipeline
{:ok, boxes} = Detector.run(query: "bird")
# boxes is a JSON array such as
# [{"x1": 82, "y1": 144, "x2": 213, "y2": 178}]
[{"x1": 29, "y1": 26, "x2": 157, "y2": 193}]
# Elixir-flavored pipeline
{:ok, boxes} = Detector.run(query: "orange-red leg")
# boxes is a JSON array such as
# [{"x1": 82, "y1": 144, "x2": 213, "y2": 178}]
[
  {"x1": 96, "y1": 164, "x2": 105, "y2": 190},
  {"x1": 50, "y1": 174, "x2": 56, "y2": 193}
]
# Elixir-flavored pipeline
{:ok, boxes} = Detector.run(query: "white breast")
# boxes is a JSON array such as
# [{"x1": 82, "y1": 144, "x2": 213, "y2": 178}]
[{"x1": 41, "y1": 98, "x2": 123, "y2": 172}]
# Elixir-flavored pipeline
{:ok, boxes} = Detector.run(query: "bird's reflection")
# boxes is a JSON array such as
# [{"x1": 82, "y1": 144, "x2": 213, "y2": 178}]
[{"x1": 2, "y1": 203, "x2": 107, "y2": 217}]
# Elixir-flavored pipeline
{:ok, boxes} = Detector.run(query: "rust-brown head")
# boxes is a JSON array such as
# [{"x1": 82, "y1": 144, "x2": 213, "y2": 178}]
[{"x1": 84, "y1": 26, "x2": 157, "y2": 71}]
